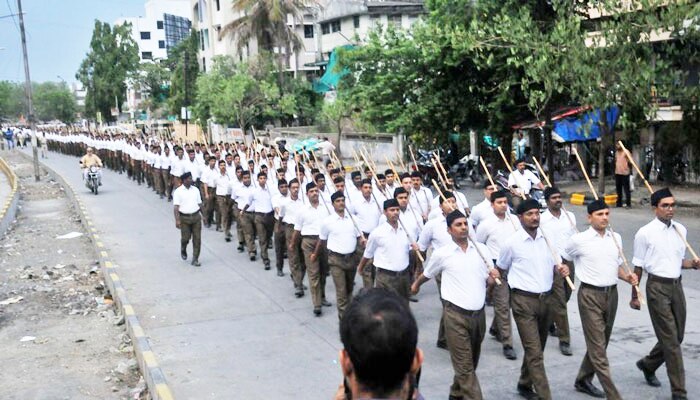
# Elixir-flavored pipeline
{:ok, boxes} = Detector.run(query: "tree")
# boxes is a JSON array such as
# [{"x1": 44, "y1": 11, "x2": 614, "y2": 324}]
[
  {"x1": 33, "y1": 82, "x2": 78, "y2": 123},
  {"x1": 166, "y1": 31, "x2": 200, "y2": 117},
  {"x1": 76, "y1": 20, "x2": 139, "y2": 122},
  {"x1": 133, "y1": 62, "x2": 170, "y2": 114},
  {"x1": 0, "y1": 81, "x2": 25, "y2": 120}
]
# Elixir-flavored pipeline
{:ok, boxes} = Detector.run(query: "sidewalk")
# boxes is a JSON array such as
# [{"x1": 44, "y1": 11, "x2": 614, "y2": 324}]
[{"x1": 556, "y1": 178, "x2": 700, "y2": 208}]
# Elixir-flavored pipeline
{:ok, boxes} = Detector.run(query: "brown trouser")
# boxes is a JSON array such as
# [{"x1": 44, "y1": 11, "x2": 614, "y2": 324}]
[
  {"x1": 436, "y1": 273, "x2": 447, "y2": 346},
  {"x1": 490, "y1": 268, "x2": 513, "y2": 347},
  {"x1": 286, "y1": 225, "x2": 306, "y2": 289},
  {"x1": 133, "y1": 160, "x2": 143, "y2": 184},
  {"x1": 357, "y1": 231, "x2": 374, "y2": 289},
  {"x1": 233, "y1": 201, "x2": 244, "y2": 243},
  {"x1": 179, "y1": 212, "x2": 201, "y2": 261},
  {"x1": 254, "y1": 212, "x2": 274, "y2": 263},
  {"x1": 203, "y1": 191, "x2": 216, "y2": 226},
  {"x1": 444, "y1": 303, "x2": 486, "y2": 400},
  {"x1": 216, "y1": 195, "x2": 230, "y2": 233},
  {"x1": 551, "y1": 262, "x2": 575, "y2": 343},
  {"x1": 161, "y1": 169, "x2": 172, "y2": 199},
  {"x1": 375, "y1": 267, "x2": 410, "y2": 305},
  {"x1": 576, "y1": 284, "x2": 621, "y2": 400},
  {"x1": 240, "y1": 211, "x2": 257, "y2": 256},
  {"x1": 301, "y1": 236, "x2": 327, "y2": 308},
  {"x1": 274, "y1": 221, "x2": 287, "y2": 271},
  {"x1": 153, "y1": 168, "x2": 164, "y2": 195},
  {"x1": 639, "y1": 276, "x2": 686, "y2": 397},
  {"x1": 328, "y1": 250, "x2": 357, "y2": 320},
  {"x1": 511, "y1": 289, "x2": 553, "y2": 400}
]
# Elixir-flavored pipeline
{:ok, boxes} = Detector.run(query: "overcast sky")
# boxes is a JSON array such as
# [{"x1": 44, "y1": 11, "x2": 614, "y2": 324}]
[{"x1": 0, "y1": 0, "x2": 146, "y2": 83}]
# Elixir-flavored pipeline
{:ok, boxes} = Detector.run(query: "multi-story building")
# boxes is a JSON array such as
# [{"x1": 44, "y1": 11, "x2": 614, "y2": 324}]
[{"x1": 115, "y1": 0, "x2": 192, "y2": 115}]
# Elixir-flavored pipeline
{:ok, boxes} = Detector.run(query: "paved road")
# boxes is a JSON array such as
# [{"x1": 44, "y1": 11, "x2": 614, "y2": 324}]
[{"x1": 35, "y1": 150, "x2": 700, "y2": 399}]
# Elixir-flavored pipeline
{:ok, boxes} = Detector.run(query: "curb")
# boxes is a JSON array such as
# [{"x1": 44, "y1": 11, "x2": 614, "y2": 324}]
[
  {"x1": 0, "y1": 153, "x2": 20, "y2": 237},
  {"x1": 16, "y1": 151, "x2": 175, "y2": 400}
]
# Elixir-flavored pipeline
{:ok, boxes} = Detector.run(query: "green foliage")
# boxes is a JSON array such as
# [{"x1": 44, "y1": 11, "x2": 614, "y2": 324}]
[
  {"x1": 166, "y1": 31, "x2": 200, "y2": 116},
  {"x1": 0, "y1": 81, "x2": 25, "y2": 120},
  {"x1": 76, "y1": 20, "x2": 139, "y2": 122},
  {"x1": 33, "y1": 82, "x2": 78, "y2": 123},
  {"x1": 133, "y1": 62, "x2": 170, "y2": 114}
]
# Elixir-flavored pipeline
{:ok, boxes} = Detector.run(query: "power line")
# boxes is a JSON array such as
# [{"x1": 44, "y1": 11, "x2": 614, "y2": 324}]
[{"x1": 4, "y1": 0, "x2": 19, "y2": 32}]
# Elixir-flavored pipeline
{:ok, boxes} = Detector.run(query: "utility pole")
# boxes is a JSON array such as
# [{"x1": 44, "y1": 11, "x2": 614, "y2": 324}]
[
  {"x1": 183, "y1": 50, "x2": 189, "y2": 140},
  {"x1": 17, "y1": 0, "x2": 40, "y2": 181}
]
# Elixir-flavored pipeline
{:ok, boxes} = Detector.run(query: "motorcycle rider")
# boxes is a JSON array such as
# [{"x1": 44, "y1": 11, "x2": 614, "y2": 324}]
[{"x1": 80, "y1": 147, "x2": 103, "y2": 186}]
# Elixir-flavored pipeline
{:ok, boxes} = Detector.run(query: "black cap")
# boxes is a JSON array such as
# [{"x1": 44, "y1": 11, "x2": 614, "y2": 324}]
[
  {"x1": 516, "y1": 198, "x2": 540, "y2": 214},
  {"x1": 306, "y1": 182, "x2": 317, "y2": 193},
  {"x1": 490, "y1": 190, "x2": 508, "y2": 203},
  {"x1": 651, "y1": 187, "x2": 672, "y2": 207},
  {"x1": 351, "y1": 171, "x2": 361, "y2": 179},
  {"x1": 446, "y1": 209, "x2": 467, "y2": 227},
  {"x1": 331, "y1": 191, "x2": 345, "y2": 202},
  {"x1": 393, "y1": 187, "x2": 407, "y2": 198},
  {"x1": 384, "y1": 169, "x2": 394, "y2": 176},
  {"x1": 289, "y1": 178, "x2": 299, "y2": 186},
  {"x1": 277, "y1": 179, "x2": 288, "y2": 187},
  {"x1": 376, "y1": 173, "x2": 386, "y2": 180},
  {"x1": 314, "y1": 173, "x2": 325, "y2": 182},
  {"x1": 483, "y1": 180, "x2": 496, "y2": 189},
  {"x1": 383, "y1": 199, "x2": 400, "y2": 210},
  {"x1": 361, "y1": 178, "x2": 372, "y2": 186},
  {"x1": 410, "y1": 171, "x2": 421, "y2": 178},
  {"x1": 180, "y1": 172, "x2": 192, "y2": 181},
  {"x1": 439, "y1": 191, "x2": 455, "y2": 205},
  {"x1": 543, "y1": 186, "x2": 560, "y2": 200},
  {"x1": 587, "y1": 199, "x2": 608, "y2": 214}
]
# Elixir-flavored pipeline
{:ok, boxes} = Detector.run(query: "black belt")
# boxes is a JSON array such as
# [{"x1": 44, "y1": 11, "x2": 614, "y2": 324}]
[
  {"x1": 328, "y1": 250, "x2": 354, "y2": 258},
  {"x1": 445, "y1": 301, "x2": 484, "y2": 317},
  {"x1": 511, "y1": 288, "x2": 552, "y2": 299},
  {"x1": 376, "y1": 267, "x2": 409, "y2": 277},
  {"x1": 302, "y1": 235, "x2": 319, "y2": 240},
  {"x1": 179, "y1": 211, "x2": 199, "y2": 216},
  {"x1": 581, "y1": 282, "x2": 617, "y2": 292},
  {"x1": 648, "y1": 274, "x2": 682, "y2": 285},
  {"x1": 255, "y1": 211, "x2": 273, "y2": 216}
]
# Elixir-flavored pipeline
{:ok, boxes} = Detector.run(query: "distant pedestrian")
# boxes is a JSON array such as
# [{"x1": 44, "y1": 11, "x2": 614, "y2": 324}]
[
  {"x1": 614, "y1": 143, "x2": 632, "y2": 208},
  {"x1": 173, "y1": 172, "x2": 202, "y2": 267}
]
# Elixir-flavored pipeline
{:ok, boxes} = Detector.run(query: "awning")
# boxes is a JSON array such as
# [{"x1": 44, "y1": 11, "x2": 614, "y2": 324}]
[{"x1": 552, "y1": 106, "x2": 620, "y2": 143}]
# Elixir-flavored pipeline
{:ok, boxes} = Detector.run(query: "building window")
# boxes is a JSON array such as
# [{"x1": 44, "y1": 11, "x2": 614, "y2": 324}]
[
  {"x1": 304, "y1": 25, "x2": 314, "y2": 38},
  {"x1": 141, "y1": 51, "x2": 153, "y2": 60},
  {"x1": 388, "y1": 14, "x2": 402, "y2": 28},
  {"x1": 164, "y1": 13, "x2": 193, "y2": 54},
  {"x1": 353, "y1": 16, "x2": 360, "y2": 29},
  {"x1": 157, "y1": 21, "x2": 163, "y2": 29},
  {"x1": 321, "y1": 23, "x2": 330, "y2": 35},
  {"x1": 140, "y1": 31, "x2": 151, "y2": 40},
  {"x1": 370, "y1": 14, "x2": 381, "y2": 27},
  {"x1": 331, "y1": 20, "x2": 341, "y2": 32},
  {"x1": 202, "y1": 57, "x2": 206, "y2": 72},
  {"x1": 158, "y1": 40, "x2": 166, "y2": 49}
]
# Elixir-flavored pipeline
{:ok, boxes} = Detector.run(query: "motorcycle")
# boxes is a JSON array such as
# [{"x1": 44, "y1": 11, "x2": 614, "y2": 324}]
[
  {"x1": 450, "y1": 154, "x2": 481, "y2": 184},
  {"x1": 85, "y1": 165, "x2": 101, "y2": 195}
]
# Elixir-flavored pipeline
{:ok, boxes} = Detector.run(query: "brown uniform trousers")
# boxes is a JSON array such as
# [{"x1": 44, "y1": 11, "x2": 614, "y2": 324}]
[
  {"x1": 274, "y1": 220, "x2": 287, "y2": 272},
  {"x1": 490, "y1": 268, "x2": 513, "y2": 347},
  {"x1": 161, "y1": 169, "x2": 172, "y2": 200},
  {"x1": 301, "y1": 236, "x2": 327, "y2": 308},
  {"x1": 328, "y1": 250, "x2": 358, "y2": 320},
  {"x1": 216, "y1": 195, "x2": 229, "y2": 232},
  {"x1": 240, "y1": 211, "x2": 257, "y2": 256},
  {"x1": 179, "y1": 212, "x2": 201, "y2": 261},
  {"x1": 551, "y1": 263, "x2": 575, "y2": 343},
  {"x1": 286, "y1": 225, "x2": 306, "y2": 290},
  {"x1": 133, "y1": 160, "x2": 143, "y2": 184},
  {"x1": 511, "y1": 289, "x2": 553, "y2": 400},
  {"x1": 357, "y1": 232, "x2": 375, "y2": 289},
  {"x1": 374, "y1": 267, "x2": 411, "y2": 305},
  {"x1": 202, "y1": 190, "x2": 216, "y2": 226},
  {"x1": 231, "y1": 201, "x2": 240, "y2": 244},
  {"x1": 443, "y1": 302, "x2": 486, "y2": 400},
  {"x1": 576, "y1": 284, "x2": 621, "y2": 400},
  {"x1": 153, "y1": 168, "x2": 163, "y2": 195},
  {"x1": 639, "y1": 275, "x2": 686, "y2": 397},
  {"x1": 254, "y1": 212, "x2": 274, "y2": 264}
]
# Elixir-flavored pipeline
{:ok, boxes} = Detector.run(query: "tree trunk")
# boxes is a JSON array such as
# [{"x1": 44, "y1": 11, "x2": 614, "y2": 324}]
[{"x1": 545, "y1": 112, "x2": 554, "y2": 184}]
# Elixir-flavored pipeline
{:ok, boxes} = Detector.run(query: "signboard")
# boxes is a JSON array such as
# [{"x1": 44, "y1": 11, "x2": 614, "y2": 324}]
[{"x1": 180, "y1": 107, "x2": 191, "y2": 120}]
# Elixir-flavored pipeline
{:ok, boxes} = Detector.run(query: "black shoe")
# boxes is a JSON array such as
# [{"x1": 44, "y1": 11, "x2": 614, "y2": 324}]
[
  {"x1": 548, "y1": 323, "x2": 558, "y2": 337},
  {"x1": 574, "y1": 380, "x2": 605, "y2": 398},
  {"x1": 181, "y1": 250, "x2": 187, "y2": 260},
  {"x1": 559, "y1": 342, "x2": 572, "y2": 356},
  {"x1": 636, "y1": 360, "x2": 661, "y2": 387},
  {"x1": 489, "y1": 327, "x2": 503, "y2": 342},
  {"x1": 672, "y1": 395, "x2": 688, "y2": 400},
  {"x1": 216, "y1": 227, "x2": 222, "y2": 232},
  {"x1": 191, "y1": 260, "x2": 201, "y2": 267},
  {"x1": 277, "y1": 270, "x2": 284, "y2": 277},
  {"x1": 313, "y1": 307, "x2": 322, "y2": 317},
  {"x1": 250, "y1": 255, "x2": 256, "y2": 261},
  {"x1": 321, "y1": 299, "x2": 332, "y2": 307},
  {"x1": 436, "y1": 341, "x2": 448, "y2": 350},
  {"x1": 517, "y1": 384, "x2": 538, "y2": 400},
  {"x1": 225, "y1": 236, "x2": 231, "y2": 242},
  {"x1": 408, "y1": 295, "x2": 419, "y2": 303},
  {"x1": 264, "y1": 261, "x2": 271, "y2": 270},
  {"x1": 295, "y1": 289, "x2": 304, "y2": 298},
  {"x1": 237, "y1": 244, "x2": 244, "y2": 253},
  {"x1": 503, "y1": 345, "x2": 517, "y2": 360}
]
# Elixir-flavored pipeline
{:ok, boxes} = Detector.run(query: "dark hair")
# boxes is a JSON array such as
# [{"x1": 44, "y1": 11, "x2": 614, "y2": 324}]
[
  {"x1": 258, "y1": 172, "x2": 267, "y2": 179},
  {"x1": 277, "y1": 179, "x2": 288, "y2": 188},
  {"x1": 340, "y1": 289, "x2": 418, "y2": 397}
]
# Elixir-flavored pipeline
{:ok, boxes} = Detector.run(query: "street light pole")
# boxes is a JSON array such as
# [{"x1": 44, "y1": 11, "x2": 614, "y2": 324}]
[{"x1": 17, "y1": 0, "x2": 40, "y2": 181}]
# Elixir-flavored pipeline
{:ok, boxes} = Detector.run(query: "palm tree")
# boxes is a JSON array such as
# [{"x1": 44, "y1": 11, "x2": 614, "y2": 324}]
[{"x1": 220, "y1": 0, "x2": 308, "y2": 88}]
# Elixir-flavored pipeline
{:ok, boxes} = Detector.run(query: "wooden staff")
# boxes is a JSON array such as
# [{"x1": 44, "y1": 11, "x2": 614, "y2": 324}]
[
  {"x1": 385, "y1": 155, "x2": 424, "y2": 230},
  {"x1": 358, "y1": 152, "x2": 384, "y2": 213},
  {"x1": 479, "y1": 156, "x2": 497, "y2": 188},
  {"x1": 295, "y1": 151, "x2": 305, "y2": 204},
  {"x1": 350, "y1": 148, "x2": 362, "y2": 170},
  {"x1": 618, "y1": 141, "x2": 654, "y2": 194},
  {"x1": 408, "y1": 145, "x2": 419, "y2": 171},
  {"x1": 498, "y1": 146, "x2": 526, "y2": 200},
  {"x1": 432, "y1": 155, "x2": 449, "y2": 189},
  {"x1": 537, "y1": 229, "x2": 576, "y2": 290},
  {"x1": 572, "y1": 147, "x2": 645, "y2": 302},
  {"x1": 433, "y1": 182, "x2": 501, "y2": 285},
  {"x1": 532, "y1": 156, "x2": 578, "y2": 233},
  {"x1": 433, "y1": 154, "x2": 468, "y2": 213},
  {"x1": 361, "y1": 146, "x2": 379, "y2": 175},
  {"x1": 396, "y1": 150, "x2": 407, "y2": 172}
]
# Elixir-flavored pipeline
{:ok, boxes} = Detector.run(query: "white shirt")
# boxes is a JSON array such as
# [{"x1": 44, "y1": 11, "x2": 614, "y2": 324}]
[
  {"x1": 423, "y1": 241, "x2": 490, "y2": 310},
  {"x1": 173, "y1": 185, "x2": 202, "y2": 214},
  {"x1": 271, "y1": 192, "x2": 288, "y2": 220},
  {"x1": 563, "y1": 228, "x2": 622, "y2": 287},
  {"x1": 233, "y1": 184, "x2": 254, "y2": 210},
  {"x1": 348, "y1": 194, "x2": 382, "y2": 234},
  {"x1": 295, "y1": 203, "x2": 330, "y2": 236},
  {"x1": 213, "y1": 172, "x2": 230, "y2": 196},
  {"x1": 508, "y1": 169, "x2": 541, "y2": 196},
  {"x1": 320, "y1": 212, "x2": 360, "y2": 254},
  {"x1": 470, "y1": 198, "x2": 493, "y2": 229},
  {"x1": 540, "y1": 209, "x2": 577, "y2": 254},
  {"x1": 418, "y1": 214, "x2": 453, "y2": 252},
  {"x1": 160, "y1": 153, "x2": 172, "y2": 169},
  {"x1": 409, "y1": 186, "x2": 432, "y2": 216},
  {"x1": 497, "y1": 229, "x2": 557, "y2": 293},
  {"x1": 248, "y1": 186, "x2": 273, "y2": 213},
  {"x1": 428, "y1": 193, "x2": 469, "y2": 220},
  {"x1": 202, "y1": 166, "x2": 218, "y2": 187},
  {"x1": 475, "y1": 213, "x2": 520, "y2": 260},
  {"x1": 364, "y1": 221, "x2": 411, "y2": 272},
  {"x1": 632, "y1": 218, "x2": 687, "y2": 279},
  {"x1": 185, "y1": 158, "x2": 201, "y2": 180},
  {"x1": 170, "y1": 155, "x2": 187, "y2": 177},
  {"x1": 281, "y1": 196, "x2": 305, "y2": 226}
]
